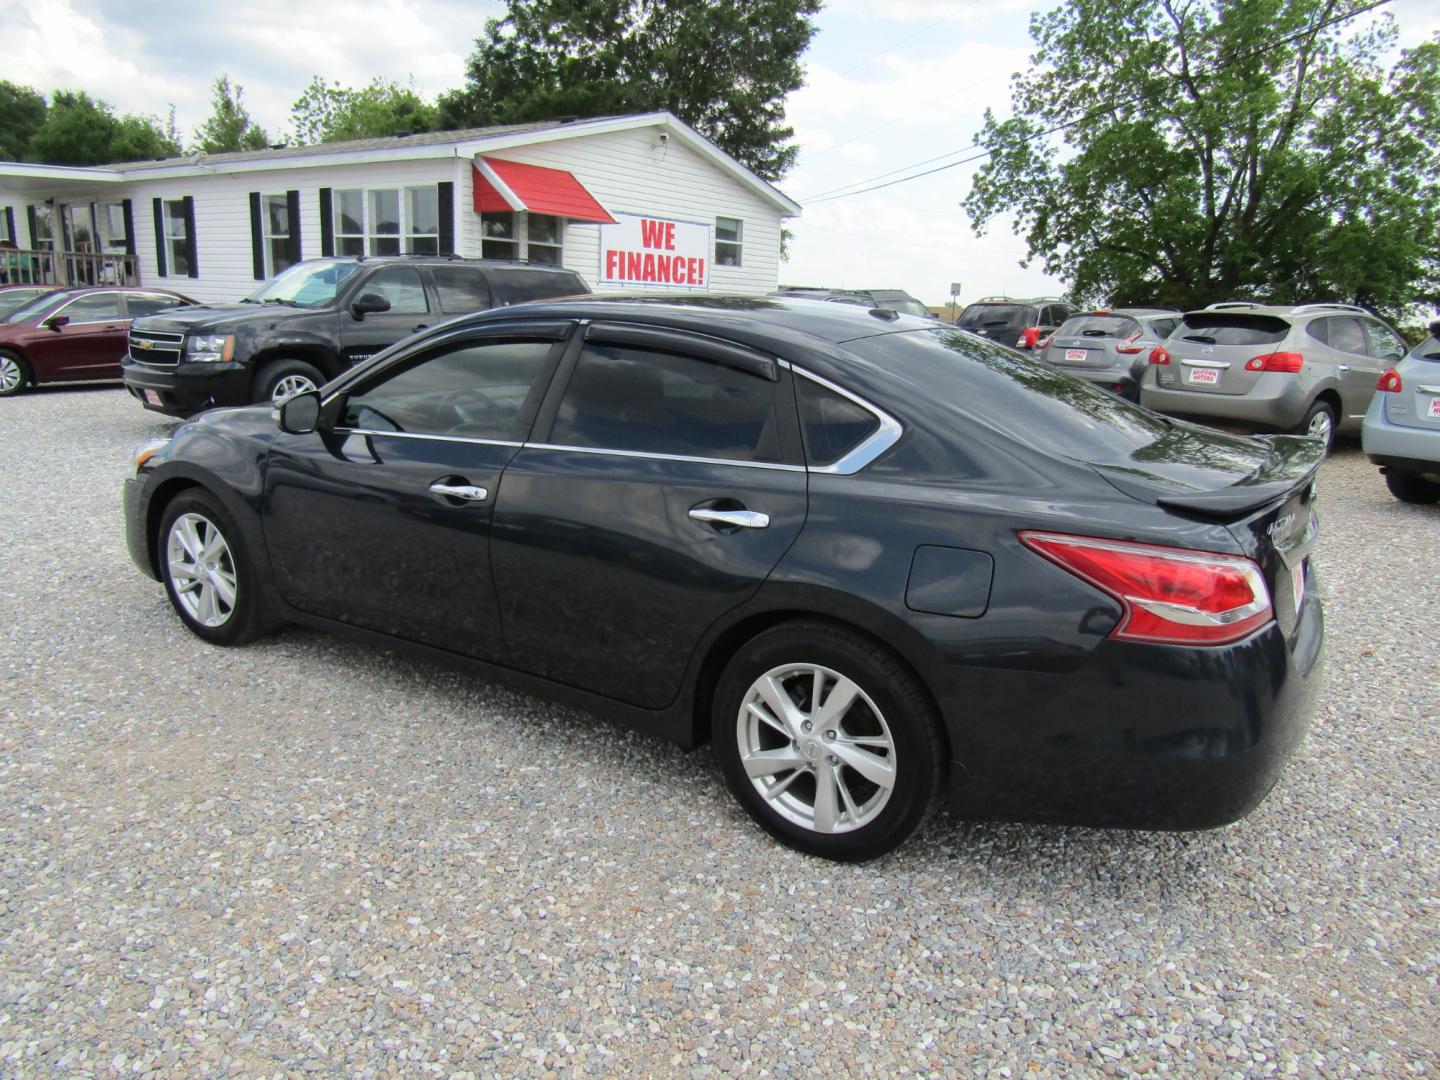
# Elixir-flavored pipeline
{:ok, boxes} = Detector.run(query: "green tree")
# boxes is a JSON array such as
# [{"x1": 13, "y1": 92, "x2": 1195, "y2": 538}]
[
  {"x1": 964, "y1": 0, "x2": 1440, "y2": 317},
  {"x1": 26, "y1": 90, "x2": 181, "y2": 165},
  {"x1": 289, "y1": 76, "x2": 439, "y2": 144},
  {"x1": 0, "y1": 81, "x2": 47, "y2": 161},
  {"x1": 194, "y1": 75, "x2": 270, "y2": 153},
  {"x1": 437, "y1": 0, "x2": 820, "y2": 182}
]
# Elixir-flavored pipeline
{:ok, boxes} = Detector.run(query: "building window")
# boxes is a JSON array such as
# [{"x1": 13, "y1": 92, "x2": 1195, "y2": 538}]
[
  {"x1": 715, "y1": 217, "x2": 742, "y2": 267},
  {"x1": 0, "y1": 209, "x2": 11, "y2": 243},
  {"x1": 406, "y1": 187, "x2": 440, "y2": 254},
  {"x1": 262, "y1": 194, "x2": 295, "y2": 276},
  {"x1": 30, "y1": 204, "x2": 55, "y2": 251},
  {"x1": 164, "y1": 199, "x2": 190, "y2": 276},
  {"x1": 335, "y1": 189, "x2": 365, "y2": 256},
  {"x1": 368, "y1": 189, "x2": 400, "y2": 256},
  {"x1": 100, "y1": 203, "x2": 129, "y2": 254},
  {"x1": 481, "y1": 211, "x2": 562, "y2": 263}
]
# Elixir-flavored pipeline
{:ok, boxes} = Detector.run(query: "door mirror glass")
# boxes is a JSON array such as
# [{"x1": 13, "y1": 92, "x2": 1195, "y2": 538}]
[
  {"x1": 274, "y1": 389, "x2": 321, "y2": 434},
  {"x1": 43, "y1": 314, "x2": 69, "y2": 330},
  {"x1": 350, "y1": 293, "x2": 392, "y2": 319}
]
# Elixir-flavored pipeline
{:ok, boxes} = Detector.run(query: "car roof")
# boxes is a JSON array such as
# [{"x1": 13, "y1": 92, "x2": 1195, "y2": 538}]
[
  {"x1": 459, "y1": 293, "x2": 936, "y2": 346},
  {"x1": 314, "y1": 255, "x2": 580, "y2": 273}
]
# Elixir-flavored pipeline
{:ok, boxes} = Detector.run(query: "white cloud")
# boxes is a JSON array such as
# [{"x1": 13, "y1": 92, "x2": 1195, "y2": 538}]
[{"x1": 839, "y1": 142, "x2": 879, "y2": 163}]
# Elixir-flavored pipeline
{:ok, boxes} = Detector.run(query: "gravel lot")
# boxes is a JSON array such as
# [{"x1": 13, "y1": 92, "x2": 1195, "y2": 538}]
[{"x1": 1, "y1": 384, "x2": 1437, "y2": 1078}]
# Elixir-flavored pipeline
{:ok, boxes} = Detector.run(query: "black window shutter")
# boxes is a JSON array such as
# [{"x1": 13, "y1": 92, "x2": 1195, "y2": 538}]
[
  {"x1": 4, "y1": 207, "x2": 14, "y2": 245},
  {"x1": 121, "y1": 199, "x2": 135, "y2": 257},
  {"x1": 26, "y1": 205, "x2": 39, "y2": 247},
  {"x1": 438, "y1": 182, "x2": 454, "y2": 255},
  {"x1": 286, "y1": 189, "x2": 301, "y2": 265},
  {"x1": 249, "y1": 192, "x2": 265, "y2": 280},
  {"x1": 152, "y1": 198, "x2": 167, "y2": 277},
  {"x1": 319, "y1": 188, "x2": 334, "y2": 257},
  {"x1": 181, "y1": 196, "x2": 198, "y2": 278}
]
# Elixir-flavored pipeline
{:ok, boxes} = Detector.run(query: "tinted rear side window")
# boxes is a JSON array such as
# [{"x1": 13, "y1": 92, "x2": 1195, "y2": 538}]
[
  {"x1": 432, "y1": 267, "x2": 494, "y2": 314},
  {"x1": 958, "y1": 304, "x2": 1034, "y2": 330},
  {"x1": 1176, "y1": 313, "x2": 1289, "y2": 346},
  {"x1": 498, "y1": 269, "x2": 586, "y2": 303},
  {"x1": 551, "y1": 343, "x2": 781, "y2": 462},
  {"x1": 797, "y1": 377, "x2": 880, "y2": 467}
]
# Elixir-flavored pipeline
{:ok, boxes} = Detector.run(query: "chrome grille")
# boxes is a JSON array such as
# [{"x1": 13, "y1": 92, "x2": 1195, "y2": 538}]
[{"x1": 128, "y1": 329, "x2": 184, "y2": 366}]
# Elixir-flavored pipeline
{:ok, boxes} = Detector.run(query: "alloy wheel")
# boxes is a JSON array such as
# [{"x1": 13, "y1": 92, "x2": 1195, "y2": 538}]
[
  {"x1": 736, "y1": 663, "x2": 897, "y2": 834},
  {"x1": 166, "y1": 512, "x2": 238, "y2": 628},
  {"x1": 271, "y1": 374, "x2": 318, "y2": 404},
  {"x1": 1307, "y1": 409, "x2": 1333, "y2": 441},
  {"x1": 0, "y1": 355, "x2": 22, "y2": 394}
]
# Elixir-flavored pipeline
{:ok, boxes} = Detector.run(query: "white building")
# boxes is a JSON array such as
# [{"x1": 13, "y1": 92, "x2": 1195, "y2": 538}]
[{"x1": 0, "y1": 112, "x2": 800, "y2": 305}]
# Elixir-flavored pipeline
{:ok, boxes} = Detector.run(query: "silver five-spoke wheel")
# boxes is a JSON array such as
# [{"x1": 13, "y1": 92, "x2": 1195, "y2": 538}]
[
  {"x1": 1307, "y1": 409, "x2": 1332, "y2": 441},
  {"x1": 270, "y1": 374, "x2": 317, "y2": 404},
  {"x1": 166, "y1": 512, "x2": 238, "y2": 628},
  {"x1": 738, "y1": 663, "x2": 896, "y2": 834}
]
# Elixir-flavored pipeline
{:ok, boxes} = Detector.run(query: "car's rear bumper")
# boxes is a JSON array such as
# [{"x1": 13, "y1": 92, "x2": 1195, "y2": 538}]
[
  {"x1": 122, "y1": 359, "x2": 249, "y2": 417},
  {"x1": 1141, "y1": 376, "x2": 1310, "y2": 431},
  {"x1": 1362, "y1": 408, "x2": 1440, "y2": 477},
  {"x1": 945, "y1": 590, "x2": 1323, "y2": 829}
]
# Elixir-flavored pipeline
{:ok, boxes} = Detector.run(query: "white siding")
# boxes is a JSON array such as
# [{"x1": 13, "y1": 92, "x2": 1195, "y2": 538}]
[{"x1": 460, "y1": 126, "x2": 786, "y2": 294}]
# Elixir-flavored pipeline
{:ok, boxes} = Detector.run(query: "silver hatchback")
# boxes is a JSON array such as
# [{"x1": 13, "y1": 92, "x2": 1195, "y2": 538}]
[
  {"x1": 1040, "y1": 308, "x2": 1181, "y2": 401},
  {"x1": 1362, "y1": 320, "x2": 1440, "y2": 504},
  {"x1": 1140, "y1": 302, "x2": 1409, "y2": 446}
]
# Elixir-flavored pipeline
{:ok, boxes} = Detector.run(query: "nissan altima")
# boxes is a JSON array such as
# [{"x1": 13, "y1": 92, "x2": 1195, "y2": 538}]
[{"x1": 123, "y1": 297, "x2": 1325, "y2": 860}]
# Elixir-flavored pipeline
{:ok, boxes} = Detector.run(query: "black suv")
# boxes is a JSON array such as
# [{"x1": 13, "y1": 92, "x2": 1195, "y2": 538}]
[
  {"x1": 123, "y1": 256, "x2": 589, "y2": 416},
  {"x1": 956, "y1": 296, "x2": 1075, "y2": 350},
  {"x1": 775, "y1": 286, "x2": 936, "y2": 319}
]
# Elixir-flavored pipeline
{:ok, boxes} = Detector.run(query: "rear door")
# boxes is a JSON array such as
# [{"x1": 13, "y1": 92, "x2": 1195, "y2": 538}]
[
  {"x1": 1319, "y1": 316, "x2": 1380, "y2": 419},
  {"x1": 336, "y1": 265, "x2": 435, "y2": 367},
  {"x1": 1158, "y1": 312, "x2": 1291, "y2": 397},
  {"x1": 489, "y1": 322, "x2": 808, "y2": 709}
]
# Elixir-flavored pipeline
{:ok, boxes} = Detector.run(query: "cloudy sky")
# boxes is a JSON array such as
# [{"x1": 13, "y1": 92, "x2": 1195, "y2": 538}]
[{"x1": 3, "y1": 0, "x2": 1437, "y2": 305}]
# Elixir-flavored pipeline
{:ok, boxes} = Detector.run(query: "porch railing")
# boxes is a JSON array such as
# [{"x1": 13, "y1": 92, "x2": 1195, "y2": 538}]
[{"x1": 0, "y1": 248, "x2": 139, "y2": 287}]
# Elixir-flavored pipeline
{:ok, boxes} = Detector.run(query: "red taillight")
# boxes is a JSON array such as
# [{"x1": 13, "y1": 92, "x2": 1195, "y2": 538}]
[
  {"x1": 1243, "y1": 351, "x2": 1304, "y2": 373},
  {"x1": 1148, "y1": 346, "x2": 1171, "y2": 365},
  {"x1": 1116, "y1": 331, "x2": 1144, "y2": 355},
  {"x1": 1376, "y1": 368, "x2": 1403, "y2": 392},
  {"x1": 1019, "y1": 531, "x2": 1274, "y2": 646}
]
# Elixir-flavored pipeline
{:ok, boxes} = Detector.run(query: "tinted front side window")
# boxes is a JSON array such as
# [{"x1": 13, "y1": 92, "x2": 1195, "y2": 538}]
[
  {"x1": 1362, "y1": 320, "x2": 1407, "y2": 361},
  {"x1": 797, "y1": 377, "x2": 880, "y2": 467},
  {"x1": 551, "y1": 343, "x2": 782, "y2": 462},
  {"x1": 433, "y1": 267, "x2": 494, "y2": 314},
  {"x1": 361, "y1": 267, "x2": 429, "y2": 315},
  {"x1": 1177, "y1": 314, "x2": 1288, "y2": 346},
  {"x1": 341, "y1": 339, "x2": 553, "y2": 439}
]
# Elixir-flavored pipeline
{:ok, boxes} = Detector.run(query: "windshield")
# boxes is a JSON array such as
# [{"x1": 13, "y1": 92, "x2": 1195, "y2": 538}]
[
  {"x1": 4, "y1": 291, "x2": 69, "y2": 324},
  {"x1": 246, "y1": 260, "x2": 361, "y2": 308},
  {"x1": 958, "y1": 304, "x2": 1033, "y2": 330}
]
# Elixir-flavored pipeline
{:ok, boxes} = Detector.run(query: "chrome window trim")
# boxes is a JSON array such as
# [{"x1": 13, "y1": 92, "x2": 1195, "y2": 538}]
[
  {"x1": 523, "y1": 442, "x2": 806, "y2": 473},
  {"x1": 333, "y1": 428, "x2": 524, "y2": 449},
  {"x1": 784, "y1": 363, "x2": 903, "y2": 475}
]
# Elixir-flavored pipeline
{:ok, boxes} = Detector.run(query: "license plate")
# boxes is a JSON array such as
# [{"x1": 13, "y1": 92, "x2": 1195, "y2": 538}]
[
  {"x1": 1428, "y1": 397, "x2": 1440, "y2": 418},
  {"x1": 1187, "y1": 368, "x2": 1219, "y2": 385},
  {"x1": 143, "y1": 389, "x2": 162, "y2": 406},
  {"x1": 1291, "y1": 562, "x2": 1305, "y2": 610},
  {"x1": 1064, "y1": 348, "x2": 1087, "y2": 363}
]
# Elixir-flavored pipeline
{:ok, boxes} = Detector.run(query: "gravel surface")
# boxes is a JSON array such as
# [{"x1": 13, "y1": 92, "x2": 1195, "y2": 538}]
[{"x1": 1, "y1": 384, "x2": 1437, "y2": 1078}]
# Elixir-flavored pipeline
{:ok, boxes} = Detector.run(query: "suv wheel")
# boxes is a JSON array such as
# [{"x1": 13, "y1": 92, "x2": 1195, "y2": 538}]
[
  {"x1": 254, "y1": 359, "x2": 324, "y2": 406},
  {"x1": 0, "y1": 351, "x2": 30, "y2": 397},
  {"x1": 1298, "y1": 399, "x2": 1337, "y2": 450},
  {"x1": 159, "y1": 491, "x2": 266, "y2": 645},
  {"x1": 1384, "y1": 470, "x2": 1440, "y2": 505},
  {"x1": 713, "y1": 621, "x2": 944, "y2": 861}
]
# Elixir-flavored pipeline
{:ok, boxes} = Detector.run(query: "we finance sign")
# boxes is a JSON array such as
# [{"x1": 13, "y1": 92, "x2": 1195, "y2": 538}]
[{"x1": 600, "y1": 214, "x2": 709, "y2": 290}]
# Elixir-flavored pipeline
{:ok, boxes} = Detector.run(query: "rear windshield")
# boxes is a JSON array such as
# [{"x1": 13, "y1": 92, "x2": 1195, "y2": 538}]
[
  {"x1": 958, "y1": 304, "x2": 1034, "y2": 330},
  {"x1": 1176, "y1": 313, "x2": 1289, "y2": 346},
  {"x1": 1413, "y1": 336, "x2": 1440, "y2": 362},
  {"x1": 856, "y1": 327, "x2": 1173, "y2": 460},
  {"x1": 1054, "y1": 316, "x2": 1140, "y2": 339}
]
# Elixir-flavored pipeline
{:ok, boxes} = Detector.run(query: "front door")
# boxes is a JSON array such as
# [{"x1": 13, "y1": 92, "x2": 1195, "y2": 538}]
[
  {"x1": 262, "y1": 327, "x2": 570, "y2": 661},
  {"x1": 337, "y1": 264, "x2": 435, "y2": 369},
  {"x1": 24, "y1": 290, "x2": 128, "y2": 379},
  {"x1": 490, "y1": 325, "x2": 809, "y2": 710}
]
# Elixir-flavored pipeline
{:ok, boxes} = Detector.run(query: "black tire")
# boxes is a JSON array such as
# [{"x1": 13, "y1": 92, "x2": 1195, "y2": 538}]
[
  {"x1": 253, "y1": 359, "x2": 325, "y2": 406},
  {"x1": 1297, "y1": 399, "x2": 1337, "y2": 451},
  {"x1": 0, "y1": 350, "x2": 30, "y2": 397},
  {"x1": 1384, "y1": 470, "x2": 1440, "y2": 505},
  {"x1": 157, "y1": 490, "x2": 267, "y2": 646},
  {"x1": 713, "y1": 621, "x2": 945, "y2": 861}
]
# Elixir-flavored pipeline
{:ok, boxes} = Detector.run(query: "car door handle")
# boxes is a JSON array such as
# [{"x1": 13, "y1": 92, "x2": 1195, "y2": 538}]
[
  {"x1": 414, "y1": 324, "x2": 429, "y2": 332},
  {"x1": 428, "y1": 481, "x2": 488, "y2": 503},
  {"x1": 689, "y1": 508, "x2": 769, "y2": 529}
]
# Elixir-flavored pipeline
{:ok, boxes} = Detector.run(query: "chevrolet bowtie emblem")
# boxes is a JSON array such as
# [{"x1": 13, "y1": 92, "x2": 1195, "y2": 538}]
[{"x1": 137, "y1": 339, "x2": 153, "y2": 349}]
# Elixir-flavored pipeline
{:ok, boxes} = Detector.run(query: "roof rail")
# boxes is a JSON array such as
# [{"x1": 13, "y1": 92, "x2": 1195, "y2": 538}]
[
  {"x1": 1290, "y1": 302, "x2": 1370, "y2": 316},
  {"x1": 1205, "y1": 301, "x2": 1263, "y2": 310}
]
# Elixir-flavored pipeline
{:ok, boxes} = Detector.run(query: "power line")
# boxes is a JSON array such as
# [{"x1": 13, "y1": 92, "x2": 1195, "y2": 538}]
[{"x1": 801, "y1": 0, "x2": 1395, "y2": 206}]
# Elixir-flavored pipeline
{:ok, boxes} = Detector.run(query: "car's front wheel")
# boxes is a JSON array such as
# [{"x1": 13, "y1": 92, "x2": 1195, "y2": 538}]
[
  {"x1": 0, "y1": 350, "x2": 30, "y2": 397},
  {"x1": 713, "y1": 621, "x2": 944, "y2": 861},
  {"x1": 254, "y1": 359, "x2": 324, "y2": 407},
  {"x1": 159, "y1": 491, "x2": 266, "y2": 645},
  {"x1": 1384, "y1": 470, "x2": 1440, "y2": 505}
]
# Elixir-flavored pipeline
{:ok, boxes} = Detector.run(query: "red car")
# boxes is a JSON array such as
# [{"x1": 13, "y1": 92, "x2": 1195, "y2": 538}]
[{"x1": 0, "y1": 286, "x2": 196, "y2": 397}]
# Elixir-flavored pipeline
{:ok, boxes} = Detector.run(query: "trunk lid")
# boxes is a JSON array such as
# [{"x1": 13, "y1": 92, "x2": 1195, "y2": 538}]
[
  {"x1": 1044, "y1": 315, "x2": 1139, "y2": 371},
  {"x1": 1160, "y1": 312, "x2": 1294, "y2": 397}
]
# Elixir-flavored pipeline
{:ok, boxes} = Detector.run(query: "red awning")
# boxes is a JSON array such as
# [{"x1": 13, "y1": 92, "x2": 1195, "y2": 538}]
[{"x1": 472, "y1": 157, "x2": 616, "y2": 223}]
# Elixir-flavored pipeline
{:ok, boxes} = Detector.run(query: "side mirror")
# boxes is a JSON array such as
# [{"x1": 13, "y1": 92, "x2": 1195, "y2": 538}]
[
  {"x1": 43, "y1": 314, "x2": 69, "y2": 331},
  {"x1": 273, "y1": 389, "x2": 321, "y2": 434},
  {"x1": 350, "y1": 293, "x2": 391, "y2": 319}
]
